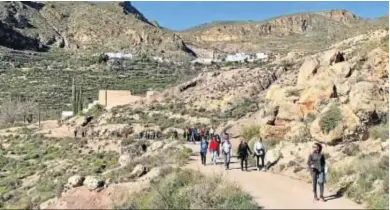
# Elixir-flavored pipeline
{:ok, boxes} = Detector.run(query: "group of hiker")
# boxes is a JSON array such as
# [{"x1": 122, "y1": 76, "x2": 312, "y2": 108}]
[
  {"x1": 197, "y1": 129, "x2": 267, "y2": 171},
  {"x1": 138, "y1": 129, "x2": 162, "y2": 139},
  {"x1": 196, "y1": 129, "x2": 327, "y2": 202},
  {"x1": 184, "y1": 126, "x2": 217, "y2": 143}
]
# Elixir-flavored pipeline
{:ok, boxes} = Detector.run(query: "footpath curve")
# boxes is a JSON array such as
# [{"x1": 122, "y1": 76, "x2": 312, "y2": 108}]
[{"x1": 183, "y1": 143, "x2": 364, "y2": 209}]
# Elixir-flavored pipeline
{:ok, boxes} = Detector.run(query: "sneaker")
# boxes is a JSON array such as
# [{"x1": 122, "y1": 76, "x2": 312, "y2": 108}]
[
  {"x1": 320, "y1": 196, "x2": 325, "y2": 202},
  {"x1": 314, "y1": 197, "x2": 319, "y2": 201}
]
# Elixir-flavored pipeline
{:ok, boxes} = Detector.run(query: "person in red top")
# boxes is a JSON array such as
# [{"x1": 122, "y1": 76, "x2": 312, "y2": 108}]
[
  {"x1": 200, "y1": 128, "x2": 205, "y2": 138},
  {"x1": 208, "y1": 136, "x2": 219, "y2": 165}
]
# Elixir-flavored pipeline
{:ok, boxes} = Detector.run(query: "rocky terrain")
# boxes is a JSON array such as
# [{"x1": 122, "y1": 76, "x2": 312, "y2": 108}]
[
  {"x1": 0, "y1": 2, "x2": 388, "y2": 209},
  {"x1": 0, "y1": 1, "x2": 195, "y2": 59},
  {"x1": 179, "y1": 10, "x2": 388, "y2": 54}
]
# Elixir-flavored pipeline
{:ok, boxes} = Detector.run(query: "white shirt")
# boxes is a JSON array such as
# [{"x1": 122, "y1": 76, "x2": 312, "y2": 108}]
[{"x1": 253, "y1": 142, "x2": 266, "y2": 155}]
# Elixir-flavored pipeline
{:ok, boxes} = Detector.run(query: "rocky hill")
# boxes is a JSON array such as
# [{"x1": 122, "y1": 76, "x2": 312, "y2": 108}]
[
  {"x1": 0, "y1": 1, "x2": 196, "y2": 59},
  {"x1": 179, "y1": 10, "x2": 388, "y2": 53}
]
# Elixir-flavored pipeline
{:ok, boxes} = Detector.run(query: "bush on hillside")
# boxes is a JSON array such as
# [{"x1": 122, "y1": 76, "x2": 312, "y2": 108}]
[
  {"x1": 327, "y1": 154, "x2": 389, "y2": 209},
  {"x1": 121, "y1": 168, "x2": 258, "y2": 209},
  {"x1": 319, "y1": 105, "x2": 342, "y2": 134},
  {"x1": 240, "y1": 125, "x2": 261, "y2": 141},
  {"x1": 369, "y1": 122, "x2": 389, "y2": 141}
]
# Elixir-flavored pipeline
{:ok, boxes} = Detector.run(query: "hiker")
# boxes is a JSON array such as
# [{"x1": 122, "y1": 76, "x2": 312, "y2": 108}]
[
  {"x1": 253, "y1": 137, "x2": 267, "y2": 171},
  {"x1": 209, "y1": 126, "x2": 215, "y2": 139},
  {"x1": 200, "y1": 137, "x2": 209, "y2": 166},
  {"x1": 215, "y1": 135, "x2": 221, "y2": 157},
  {"x1": 237, "y1": 140, "x2": 252, "y2": 171},
  {"x1": 191, "y1": 128, "x2": 197, "y2": 143},
  {"x1": 187, "y1": 127, "x2": 192, "y2": 142},
  {"x1": 200, "y1": 128, "x2": 205, "y2": 139},
  {"x1": 173, "y1": 130, "x2": 178, "y2": 139},
  {"x1": 208, "y1": 136, "x2": 219, "y2": 165},
  {"x1": 307, "y1": 142, "x2": 326, "y2": 202},
  {"x1": 221, "y1": 137, "x2": 232, "y2": 170}
]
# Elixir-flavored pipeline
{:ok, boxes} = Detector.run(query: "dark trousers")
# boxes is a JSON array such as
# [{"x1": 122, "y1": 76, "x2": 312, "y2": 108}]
[
  {"x1": 200, "y1": 152, "x2": 206, "y2": 165},
  {"x1": 311, "y1": 170, "x2": 325, "y2": 198},
  {"x1": 240, "y1": 155, "x2": 248, "y2": 170},
  {"x1": 255, "y1": 155, "x2": 265, "y2": 169}
]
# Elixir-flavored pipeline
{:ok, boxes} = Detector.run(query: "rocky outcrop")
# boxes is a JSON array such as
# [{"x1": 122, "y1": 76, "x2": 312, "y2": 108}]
[{"x1": 83, "y1": 176, "x2": 104, "y2": 190}]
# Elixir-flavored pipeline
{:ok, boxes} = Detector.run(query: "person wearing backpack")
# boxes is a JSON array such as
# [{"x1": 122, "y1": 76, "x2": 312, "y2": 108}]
[
  {"x1": 253, "y1": 137, "x2": 267, "y2": 171},
  {"x1": 221, "y1": 138, "x2": 232, "y2": 170},
  {"x1": 307, "y1": 142, "x2": 326, "y2": 202},
  {"x1": 237, "y1": 140, "x2": 252, "y2": 171},
  {"x1": 200, "y1": 137, "x2": 209, "y2": 166},
  {"x1": 208, "y1": 136, "x2": 219, "y2": 165}
]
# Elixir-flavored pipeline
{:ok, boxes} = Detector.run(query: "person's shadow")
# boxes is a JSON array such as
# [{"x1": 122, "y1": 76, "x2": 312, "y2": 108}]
[{"x1": 324, "y1": 183, "x2": 351, "y2": 202}]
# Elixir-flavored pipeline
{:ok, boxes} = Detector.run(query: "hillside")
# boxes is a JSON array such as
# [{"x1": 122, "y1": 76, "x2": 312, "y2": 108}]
[
  {"x1": 0, "y1": 1, "x2": 196, "y2": 59},
  {"x1": 179, "y1": 9, "x2": 388, "y2": 53}
]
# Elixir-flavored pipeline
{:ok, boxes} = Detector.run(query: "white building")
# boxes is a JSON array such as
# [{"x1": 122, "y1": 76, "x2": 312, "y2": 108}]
[
  {"x1": 105, "y1": 52, "x2": 133, "y2": 59},
  {"x1": 225, "y1": 53, "x2": 250, "y2": 62},
  {"x1": 190, "y1": 58, "x2": 222, "y2": 65},
  {"x1": 61, "y1": 111, "x2": 74, "y2": 120}
]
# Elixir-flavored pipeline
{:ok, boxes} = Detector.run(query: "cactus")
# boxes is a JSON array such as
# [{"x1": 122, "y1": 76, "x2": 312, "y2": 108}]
[
  {"x1": 72, "y1": 77, "x2": 77, "y2": 114},
  {"x1": 78, "y1": 87, "x2": 83, "y2": 114},
  {"x1": 71, "y1": 77, "x2": 84, "y2": 115}
]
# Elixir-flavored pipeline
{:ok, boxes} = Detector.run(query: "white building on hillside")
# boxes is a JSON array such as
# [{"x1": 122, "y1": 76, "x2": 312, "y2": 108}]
[
  {"x1": 191, "y1": 58, "x2": 221, "y2": 65},
  {"x1": 105, "y1": 52, "x2": 133, "y2": 59},
  {"x1": 226, "y1": 53, "x2": 250, "y2": 62}
]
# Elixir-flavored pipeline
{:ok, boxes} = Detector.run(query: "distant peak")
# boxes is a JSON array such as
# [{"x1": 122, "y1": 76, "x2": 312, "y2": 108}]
[{"x1": 318, "y1": 9, "x2": 360, "y2": 20}]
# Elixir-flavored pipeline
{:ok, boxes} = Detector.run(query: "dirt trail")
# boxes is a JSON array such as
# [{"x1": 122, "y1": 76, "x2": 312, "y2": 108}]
[{"x1": 184, "y1": 143, "x2": 364, "y2": 209}]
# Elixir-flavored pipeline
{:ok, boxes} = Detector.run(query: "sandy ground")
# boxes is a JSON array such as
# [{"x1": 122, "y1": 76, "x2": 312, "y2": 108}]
[{"x1": 184, "y1": 142, "x2": 364, "y2": 209}]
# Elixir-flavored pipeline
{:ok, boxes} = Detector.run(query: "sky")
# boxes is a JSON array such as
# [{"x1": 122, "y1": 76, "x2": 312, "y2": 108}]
[{"x1": 131, "y1": 1, "x2": 389, "y2": 30}]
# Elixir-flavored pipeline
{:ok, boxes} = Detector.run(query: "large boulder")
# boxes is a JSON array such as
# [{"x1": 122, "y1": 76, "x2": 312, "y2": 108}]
[
  {"x1": 118, "y1": 154, "x2": 132, "y2": 167},
  {"x1": 83, "y1": 176, "x2": 104, "y2": 190},
  {"x1": 67, "y1": 175, "x2": 84, "y2": 188},
  {"x1": 131, "y1": 164, "x2": 148, "y2": 177},
  {"x1": 297, "y1": 57, "x2": 320, "y2": 87},
  {"x1": 149, "y1": 141, "x2": 164, "y2": 152},
  {"x1": 276, "y1": 102, "x2": 302, "y2": 121},
  {"x1": 349, "y1": 81, "x2": 385, "y2": 117}
]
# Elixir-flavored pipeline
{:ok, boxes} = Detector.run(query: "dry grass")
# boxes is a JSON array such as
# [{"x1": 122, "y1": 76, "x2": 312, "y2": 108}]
[{"x1": 119, "y1": 168, "x2": 259, "y2": 209}]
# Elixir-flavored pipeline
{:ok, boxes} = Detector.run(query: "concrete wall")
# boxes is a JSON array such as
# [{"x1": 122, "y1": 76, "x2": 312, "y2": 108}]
[{"x1": 98, "y1": 90, "x2": 142, "y2": 109}]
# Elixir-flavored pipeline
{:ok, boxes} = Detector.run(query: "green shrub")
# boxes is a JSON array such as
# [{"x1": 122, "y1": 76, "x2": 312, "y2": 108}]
[
  {"x1": 240, "y1": 125, "x2": 261, "y2": 141},
  {"x1": 124, "y1": 168, "x2": 258, "y2": 209},
  {"x1": 369, "y1": 122, "x2": 389, "y2": 141},
  {"x1": 319, "y1": 105, "x2": 342, "y2": 134}
]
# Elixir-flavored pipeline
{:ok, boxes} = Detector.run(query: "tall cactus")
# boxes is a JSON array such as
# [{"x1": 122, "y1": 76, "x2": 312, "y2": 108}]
[
  {"x1": 78, "y1": 87, "x2": 83, "y2": 114},
  {"x1": 72, "y1": 77, "x2": 77, "y2": 114}
]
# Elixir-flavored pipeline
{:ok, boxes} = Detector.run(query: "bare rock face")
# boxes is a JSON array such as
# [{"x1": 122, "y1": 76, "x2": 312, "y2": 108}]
[{"x1": 297, "y1": 57, "x2": 320, "y2": 87}]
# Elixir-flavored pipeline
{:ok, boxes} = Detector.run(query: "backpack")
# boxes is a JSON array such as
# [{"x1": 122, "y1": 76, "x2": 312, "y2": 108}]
[
  {"x1": 201, "y1": 141, "x2": 208, "y2": 151},
  {"x1": 255, "y1": 143, "x2": 264, "y2": 155}
]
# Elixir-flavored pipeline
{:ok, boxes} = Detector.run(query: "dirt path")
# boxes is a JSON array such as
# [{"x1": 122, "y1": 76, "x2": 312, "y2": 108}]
[{"x1": 184, "y1": 143, "x2": 364, "y2": 209}]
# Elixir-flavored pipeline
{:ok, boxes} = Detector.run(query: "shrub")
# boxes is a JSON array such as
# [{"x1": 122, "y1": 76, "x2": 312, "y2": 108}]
[
  {"x1": 319, "y1": 105, "x2": 342, "y2": 134},
  {"x1": 240, "y1": 125, "x2": 261, "y2": 141},
  {"x1": 369, "y1": 122, "x2": 389, "y2": 141},
  {"x1": 124, "y1": 168, "x2": 258, "y2": 209}
]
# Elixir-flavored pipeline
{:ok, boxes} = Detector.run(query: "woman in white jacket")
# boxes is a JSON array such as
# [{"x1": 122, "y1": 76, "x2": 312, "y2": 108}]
[{"x1": 253, "y1": 137, "x2": 267, "y2": 171}]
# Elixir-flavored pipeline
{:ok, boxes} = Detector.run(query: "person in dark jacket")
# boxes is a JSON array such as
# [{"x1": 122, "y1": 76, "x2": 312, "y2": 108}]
[
  {"x1": 307, "y1": 142, "x2": 326, "y2": 201},
  {"x1": 237, "y1": 140, "x2": 252, "y2": 171}
]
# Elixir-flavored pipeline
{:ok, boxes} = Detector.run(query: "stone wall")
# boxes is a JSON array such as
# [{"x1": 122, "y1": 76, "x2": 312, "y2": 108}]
[{"x1": 98, "y1": 90, "x2": 142, "y2": 109}]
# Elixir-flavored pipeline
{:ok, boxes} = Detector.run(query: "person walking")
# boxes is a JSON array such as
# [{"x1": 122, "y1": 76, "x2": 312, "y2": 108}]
[
  {"x1": 200, "y1": 137, "x2": 209, "y2": 166},
  {"x1": 208, "y1": 136, "x2": 219, "y2": 165},
  {"x1": 191, "y1": 127, "x2": 197, "y2": 144},
  {"x1": 221, "y1": 138, "x2": 232, "y2": 170},
  {"x1": 209, "y1": 126, "x2": 215, "y2": 139},
  {"x1": 253, "y1": 137, "x2": 267, "y2": 171},
  {"x1": 237, "y1": 140, "x2": 252, "y2": 171},
  {"x1": 307, "y1": 142, "x2": 326, "y2": 202}
]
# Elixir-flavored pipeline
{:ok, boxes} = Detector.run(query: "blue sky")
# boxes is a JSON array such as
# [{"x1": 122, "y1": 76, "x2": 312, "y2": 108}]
[{"x1": 131, "y1": 1, "x2": 389, "y2": 30}]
